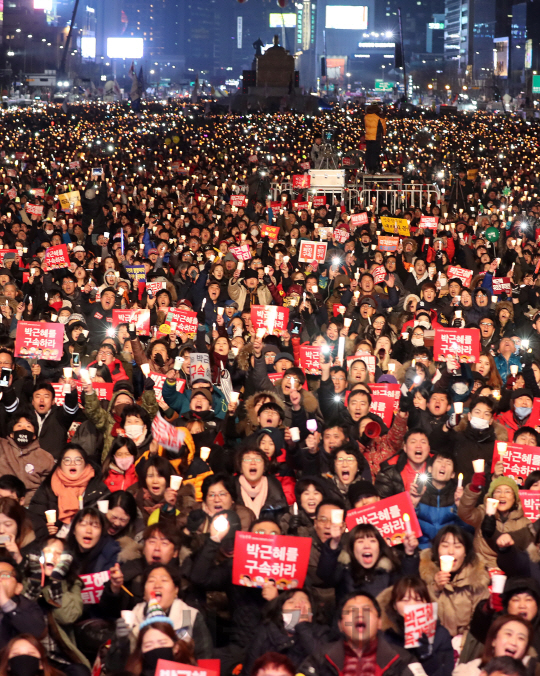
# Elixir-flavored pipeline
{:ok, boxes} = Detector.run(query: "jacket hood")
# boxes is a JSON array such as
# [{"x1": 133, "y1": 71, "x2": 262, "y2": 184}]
[
  {"x1": 237, "y1": 342, "x2": 254, "y2": 372},
  {"x1": 244, "y1": 390, "x2": 286, "y2": 427}
]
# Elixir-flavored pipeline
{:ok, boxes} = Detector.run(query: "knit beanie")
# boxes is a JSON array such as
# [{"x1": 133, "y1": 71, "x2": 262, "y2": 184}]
[
  {"x1": 487, "y1": 476, "x2": 520, "y2": 506},
  {"x1": 139, "y1": 593, "x2": 174, "y2": 629}
]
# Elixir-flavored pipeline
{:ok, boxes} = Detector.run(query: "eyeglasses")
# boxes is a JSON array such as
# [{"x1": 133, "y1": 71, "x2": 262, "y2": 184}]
[
  {"x1": 0, "y1": 572, "x2": 14, "y2": 580},
  {"x1": 335, "y1": 457, "x2": 356, "y2": 465},
  {"x1": 62, "y1": 457, "x2": 84, "y2": 466},
  {"x1": 315, "y1": 516, "x2": 332, "y2": 524},
  {"x1": 207, "y1": 492, "x2": 229, "y2": 499},
  {"x1": 480, "y1": 322, "x2": 494, "y2": 327},
  {"x1": 242, "y1": 456, "x2": 263, "y2": 464}
]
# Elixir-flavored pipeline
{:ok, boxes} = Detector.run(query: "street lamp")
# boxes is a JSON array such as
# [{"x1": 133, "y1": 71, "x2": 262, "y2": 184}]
[{"x1": 381, "y1": 64, "x2": 385, "y2": 82}]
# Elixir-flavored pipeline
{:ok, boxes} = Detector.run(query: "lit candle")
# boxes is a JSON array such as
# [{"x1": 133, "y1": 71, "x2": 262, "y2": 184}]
[
  {"x1": 458, "y1": 473, "x2": 463, "y2": 488},
  {"x1": 403, "y1": 512, "x2": 412, "y2": 534}
]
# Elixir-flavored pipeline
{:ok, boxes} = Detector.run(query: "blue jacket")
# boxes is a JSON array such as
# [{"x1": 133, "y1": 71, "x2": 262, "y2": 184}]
[
  {"x1": 494, "y1": 352, "x2": 521, "y2": 384},
  {"x1": 162, "y1": 379, "x2": 228, "y2": 420},
  {"x1": 416, "y1": 481, "x2": 473, "y2": 548}
]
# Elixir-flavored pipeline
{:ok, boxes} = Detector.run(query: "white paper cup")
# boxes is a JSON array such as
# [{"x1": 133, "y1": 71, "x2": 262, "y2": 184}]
[
  {"x1": 170, "y1": 475, "x2": 183, "y2": 490},
  {"x1": 45, "y1": 510, "x2": 56, "y2": 524},
  {"x1": 331, "y1": 509, "x2": 344, "y2": 524},
  {"x1": 89, "y1": 367, "x2": 97, "y2": 378},
  {"x1": 200, "y1": 447, "x2": 211, "y2": 462},
  {"x1": 510, "y1": 365, "x2": 519, "y2": 376},
  {"x1": 344, "y1": 318, "x2": 352, "y2": 328},
  {"x1": 63, "y1": 367, "x2": 72, "y2": 379},
  {"x1": 306, "y1": 419, "x2": 318, "y2": 433},
  {"x1": 121, "y1": 610, "x2": 136, "y2": 626},
  {"x1": 97, "y1": 500, "x2": 109, "y2": 514},
  {"x1": 213, "y1": 514, "x2": 229, "y2": 532},
  {"x1": 454, "y1": 402, "x2": 463, "y2": 414},
  {"x1": 230, "y1": 392, "x2": 239, "y2": 404},
  {"x1": 217, "y1": 307, "x2": 224, "y2": 316},
  {"x1": 491, "y1": 574, "x2": 507, "y2": 593},
  {"x1": 472, "y1": 459, "x2": 485, "y2": 473},
  {"x1": 174, "y1": 356, "x2": 184, "y2": 370},
  {"x1": 141, "y1": 363, "x2": 151, "y2": 377},
  {"x1": 486, "y1": 498, "x2": 499, "y2": 515},
  {"x1": 290, "y1": 427, "x2": 301, "y2": 442},
  {"x1": 440, "y1": 555, "x2": 454, "y2": 573}
]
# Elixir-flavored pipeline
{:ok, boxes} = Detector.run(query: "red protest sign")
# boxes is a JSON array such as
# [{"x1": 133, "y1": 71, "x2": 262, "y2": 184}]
[
  {"x1": 26, "y1": 204, "x2": 43, "y2": 216},
  {"x1": 420, "y1": 216, "x2": 439, "y2": 229},
  {"x1": 112, "y1": 309, "x2": 151, "y2": 336},
  {"x1": 492, "y1": 277, "x2": 512, "y2": 295},
  {"x1": 260, "y1": 224, "x2": 280, "y2": 240},
  {"x1": 7, "y1": 188, "x2": 16, "y2": 200},
  {"x1": 45, "y1": 244, "x2": 70, "y2": 270},
  {"x1": 347, "y1": 353, "x2": 376, "y2": 376},
  {"x1": 372, "y1": 265, "x2": 386, "y2": 284},
  {"x1": 447, "y1": 266, "x2": 473, "y2": 288},
  {"x1": 80, "y1": 571, "x2": 110, "y2": 604},
  {"x1": 156, "y1": 659, "x2": 218, "y2": 676},
  {"x1": 298, "y1": 241, "x2": 327, "y2": 263},
  {"x1": 490, "y1": 442, "x2": 540, "y2": 483},
  {"x1": 15, "y1": 321, "x2": 64, "y2": 361},
  {"x1": 0, "y1": 250, "x2": 17, "y2": 266},
  {"x1": 232, "y1": 531, "x2": 311, "y2": 589},
  {"x1": 293, "y1": 201, "x2": 310, "y2": 211},
  {"x1": 230, "y1": 195, "x2": 247, "y2": 208},
  {"x1": 433, "y1": 328, "x2": 480, "y2": 363},
  {"x1": 350, "y1": 212, "x2": 369, "y2": 227},
  {"x1": 312, "y1": 196, "x2": 326, "y2": 207},
  {"x1": 34, "y1": 188, "x2": 45, "y2": 198},
  {"x1": 299, "y1": 345, "x2": 321, "y2": 375},
  {"x1": 146, "y1": 280, "x2": 166, "y2": 296},
  {"x1": 519, "y1": 490, "x2": 540, "y2": 521},
  {"x1": 251, "y1": 306, "x2": 289, "y2": 334},
  {"x1": 378, "y1": 236, "x2": 399, "y2": 252},
  {"x1": 404, "y1": 603, "x2": 438, "y2": 649},
  {"x1": 165, "y1": 308, "x2": 198, "y2": 335},
  {"x1": 345, "y1": 492, "x2": 421, "y2": 545},
  {"x1": 292, "y1": 174, "x2": 311, "y2": 189},
  {"x1": 150, "y1": 372, "x2": 186, "y2": 403},
  {"x1": 369, "y1": 383, "x2": 400, "y2": 426},
  {"x1": 332, "y1": 304, "x2": 347, "y2": 317},
  {"x1": 300, "y1": 161, "x2": 311, "y2": 170},
  {"x1": 334, "y1": 228, "x2": 349, "y2": 244},
  {"x1": 230, "y1": 245, "x2": 252, "y2": 261},
  {"x1": 53, "y1": 382, "x2": 114, "y2": 407}
]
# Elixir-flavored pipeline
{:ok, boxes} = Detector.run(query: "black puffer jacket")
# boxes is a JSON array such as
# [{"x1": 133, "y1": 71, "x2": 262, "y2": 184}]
[{"x1": 234, "y1": 474, "x2": 289, "y2": 522}]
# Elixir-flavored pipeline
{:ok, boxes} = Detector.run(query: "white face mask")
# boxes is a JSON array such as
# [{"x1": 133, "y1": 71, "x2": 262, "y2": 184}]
[
  {"x1": 470, "y1": 416, "x2": 490, "y2": 430},
  {"x1": 411, "y1": 338, "x2": 424, "y2": 347},
  {"x1": 58, "y1": 316, "x2": 70, "y2": 324},
  {"x1": 124, "y1": 423, "x2": 145, "y2": 441},
  {"x1": 45, "y1": 229, "x2": 54, "y2": 236},
  {"x1": 452, "y1": 382, "x2": 469, "y2": 395}
]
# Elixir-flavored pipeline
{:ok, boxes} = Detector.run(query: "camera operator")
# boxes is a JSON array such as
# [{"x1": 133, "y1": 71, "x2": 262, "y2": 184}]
[
  {"x1": 364, "y1": 104, "x2": 386, "y2": 174},
  {"x1": 311, "y1": 134, "x2": 323, "y2": 166}
]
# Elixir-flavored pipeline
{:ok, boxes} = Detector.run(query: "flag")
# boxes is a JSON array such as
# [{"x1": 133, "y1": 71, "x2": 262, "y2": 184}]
[
  {"x1": 121, "y1": 10, "x2": 128, "y2": 33},
  {"x1": 151, "y1": 414, "x2": 186, "y2": 453}
]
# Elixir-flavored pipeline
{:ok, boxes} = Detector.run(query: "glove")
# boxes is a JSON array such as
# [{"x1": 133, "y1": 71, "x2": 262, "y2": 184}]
[
  {"x1": 144, "y1": 377, "x2": 155, "y2": 391},
  {"x1": 452, "y1": 318, "x2": 464, "y2": 328},
  {"x1": 470, "y1": 471, "x2": 487, "y2": 493},
  {"x1": 288, "y1": 515, "x2": 301, "y2": 533},
  {"x1": 27, "y1": 553, "x2": 43, "y2": 579},
  {"x1": 416, "y1": 632, "x2": 433, "y2": 660},
  {"x1": 51, "y1": 552, "x2": 73, "y2": 581},
  {"x1": 197, "y1": 310, "x2": 206, "y2": 325},
  {"x1": 489, "y1": 589, "x2": 504, "y2": 612},
  {"x1": 263, "y1": 274, "x2": 272, "y2": 286},
  {"x1": 399, "y1": 394, "x2": 412, "y2": 413},
  {"x1": 481, "y1": 513, "x2": 497, "y2": 540},
  {"x1": 115, "y1": 618, "x2": 131, "y2": 640},
  {"x1": 447, "y1": 411, "x2": 460, "y2": 428}
]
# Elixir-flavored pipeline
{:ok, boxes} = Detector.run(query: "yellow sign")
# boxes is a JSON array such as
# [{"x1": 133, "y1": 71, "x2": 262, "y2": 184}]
[
  {"x1": 58, "y1": 190, "x2": 81, "y2": 211},
  {"x1": 381, "y1": 216, "x2": 410, "y2": 237}
]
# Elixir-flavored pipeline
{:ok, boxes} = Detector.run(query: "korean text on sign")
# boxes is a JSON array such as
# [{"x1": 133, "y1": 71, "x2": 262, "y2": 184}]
[
  {"x1": 345, "y1": 492, "x2": 421, "y2": 545},
  {"x1": 230, "y1": 195, "x2": 247, "y2": 208},
  {"x1": 447, "y1": 266, "x2": 473, "y2": 288},
  {"x1": 15, "y1": 322, "x2": 64, "y2": 361},
  {"x1": 232, "y1": 531, "x2": 311, "y2": 590},
  {"x1": 292, "y1": 174, "x2": 311, "y2": 189},
  {"x1": 299, "y1": 345, "x2": 321, "y2": 375},
  {"x1": 80, "y1": 570, "x2": 110, "y2": 604},
  {"x1": 298, "y1": 241, "x2": 328, "y2": 263},
  {"x1": 156, "y1": 658, "x2": 218, "y2": 676},
  {"x1": 165, "y1": 309, "x2": 198, "y2": 335},
  {"x1": 45, "y1": 244, "x2": 70, "y2": 270},
  {"x1": 490, "y1": 442, "x2": 540, "y2": 483},
  {"x1": 404, "y1": 603, "x2": 438, "y2": 649},
  {"x1": 433, "y1": 328, "x2": 480, "y2": 364},
  {"x1": 250, "y1": 306, "x2": 289, "y2": 334},
  {"x1": 350, "y1": 212, "x2": 368, "y2": 227},
  {"x1": 230, "y1": 245, "x2": 252, "y2": 261},
  {"x1": 492, "y1": 277, "x2": 512, "y2": 295},
  {"x1": 112, "y1": 309, "x2": 151, "y2": 336}
]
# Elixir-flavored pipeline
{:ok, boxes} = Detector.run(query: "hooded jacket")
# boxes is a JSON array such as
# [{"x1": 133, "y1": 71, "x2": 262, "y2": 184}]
[
  {"x1": 458, "y1": 480, "x2": 535, "y2": 569},
  {"x1": 416, "y1": 478, "x2": 473, "y2": 548},
  {"x1": 419, "y1": 548, "x2": 489, "y2": 637},
  {"x1": 0, "y1": 436, "x2": 55, "y2": 505},
  {"x1": 130, "y1": 337, "x2": 174, "y2": 375},
  {"x1": 227, "y1": 277, "x2": 272, "y2": 312}
]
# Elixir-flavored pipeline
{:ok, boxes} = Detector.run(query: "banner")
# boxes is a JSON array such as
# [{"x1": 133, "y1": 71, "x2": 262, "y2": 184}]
[
  {"x1": 492, "y1": 277, "x2": 512, "y2": 295},
  {"x1": 112, "y1": 309, "x2": 151, "y2": 336},
  {"x1": 15, "y1": 321, "x2": 64, "y2": 361},
  {"x1": 378, "y1": 236, "x2": 399, "y2": 252},
  {"x1": 155, "y1": 659, "x2": 218, "y2": 676},
  {"x1": 519, "y1": 490, "x2": 540, "y2": 521},
  {"x1": 420, "y1": 216, "x2": 439, "y2": 229},
  {"x1": 52, "y1": 382, "x2": 114, "y2": 407},
  {"x1": 372, "y1": 266, "x2": 387, "y2": 284},
  {"x1": 152, "y1": 413, "x2": 188, "y2": 453},
  {"x1": 333, "y1": 228, "x2": 349, "y2": 244},
  {"x1": 298, "y1": 241, "x2": 328, "y2": 264},
  {"x1": 251, "y1": 306, "x2": 289, "y2": 334},
  {"x1": 125, "y1": 265, "x2": 146, "y2": 283},
  {"x1": 292, "y1": 174, "x2": 311, "y2": 189},
  {"x1": 232, "y1": 531, "x2": 311, "y2": 589},
  {"x1": 350, "y1": 213, "x2": 368, "y2": 227},
  {"x1": 146, "y1": 281, "x2": 167, "y2": 296},
  {"x1": 80, "y1": 570, "x2": 110, "y2": 604},
  {"x1": 369, "y1": 383, "x2": 401, "y2": 427},
  {"x1": 150, "y1": 372, "x2": 186, "y2": 403},
  {"x1": 433, "y1": 328, "x2": 480, "y2": 363},
  {"x1": 164, "y1": 309, "x2": 198, "y2": 335},
  {"x1": 345, "y1": 492, "x2": 421, "y2": 545},
  {"x1": 404, "y1": 603, "x2": 438, "y2": 649},
  {"x1": 260, "y1": 224, "x2": 280, "y2": 240},
  {"x1": 44, "y1": 244, "x2": 70, "y2": 270},
  {"x1": 447, "y1": 266, "x2": 473, "y2": 288},
  {"x1": 26, "y1": 204, "x2": 44, "y2": 216},
  {"x1": 299, "y1": 345, "x2": 321, "y2": 375},
  {"x1": 490, "y1": 442, "x2": 540, "y2": 482},
  {"x1": 381, "y1": 216, "x2": 410, "y2": 237},
  {"x1": 312, "y1": 196, "x2": 326, "y2": 207},
  {"x1": 189, "y1": 353, "x2": 211, "y2": 382},
  {"x1": 58, "y1": 190, "x2": 81, "y2": 211},
  {"x1": 230, "y1": 195, "x2": 248, "y2": 208},
  {"x1": 293, "y1": 201, "x2": 310, "y2": 211},
  {"x1": 347, "y1": 353, "x2": 376, "y2": 376},
  {"x1": 230, "y1": 245, "x2": 252, "y2": 261}
]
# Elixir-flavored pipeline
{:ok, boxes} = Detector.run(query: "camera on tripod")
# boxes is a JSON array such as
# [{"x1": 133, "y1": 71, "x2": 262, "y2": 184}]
[{"x1": 324, "y1": 128, "x2": 337, "y2": 144}]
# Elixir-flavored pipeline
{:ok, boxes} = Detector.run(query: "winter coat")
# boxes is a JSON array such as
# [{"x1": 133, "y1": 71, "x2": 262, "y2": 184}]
[
  {"x1": 316, "y1": 539, "x2": 419, "y2": 605},
  {"x1": 497, "y1": 408, "x2": 530, "y2": 442},
  {"x1": 297, "y1": 634, "x2": 423, "y2": 676},
  {"x1": 365, "y1": 112, "x2": 387, "y2": 141},
  {"x1": 429, "y1": 417, "x2": 508, "y2": 485},
  {"x1": 359, "y1": 412, "x2": 409, "y2": 478},
  {"x1": 130, "y1": 337, "x2": 174, "y2": 375},
  {"x1": 416, "y1": 479, "x2": 473, "y2": 548},
  {"x1": 0, "y1": 594, "x2": 46, "y2": 650},
  {"x1": 377, "y1": 585, "x2": 454, "y2": 676},
  {"x1": 0, "y1": 436, "x2": 55, "y2": 505},
  {"x1": 83, "y1": 386, "x2": 158, "y2": 462},
  {"x1": 33, "y1": 391, "x2": 81, "y2": 459},
  {"x1": 234, "y1": 474, "x2": 289, "y2": 522},
  {"x1": 162, "y1": 379, "x2": 228, "y2": 421},
  {"x1": 228, "y1": 278, "x2": 272, "y2": 312},
  {"x1": 237, "y1": 389, "x2": 287, "y2": 439},
  {"x1": 375, "y1": 452, "x2": 416, "y2": 499},
  {"x1": 458, "y1": 484, "x2": 535, "y2": 569},
  {"x1": 103, "y1": 462, "x2": 138, "y2": 492},
  {"x1": 419, "y1": 548, "x2": 490, "y2": 637},
  {"x1": 495, "y1": 352, "x2": 522, "y2": 385}
]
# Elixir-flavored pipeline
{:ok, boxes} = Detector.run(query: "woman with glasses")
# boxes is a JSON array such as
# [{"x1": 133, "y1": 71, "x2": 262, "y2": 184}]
[
  {"x1": 29, "y1": 444, "x2": 108, "y2": 541},
  {"x1": 234, "y1": 449, "x2": 288, "y2": 521}
]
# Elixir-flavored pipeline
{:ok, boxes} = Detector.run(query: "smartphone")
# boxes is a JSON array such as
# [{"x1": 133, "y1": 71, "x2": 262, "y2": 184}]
[
  {"x1": 92, "y1": 168, "x2": 102, "y2": 176},
  {"x1": 0, "y1": 368, "x2": 10, "y2": 388},
  {"x1": 72, "y1": 353, "x2": 80, "y2": 366},
  {"x1": 291, "y1": 320, "x2": 302, "y2": 335}
]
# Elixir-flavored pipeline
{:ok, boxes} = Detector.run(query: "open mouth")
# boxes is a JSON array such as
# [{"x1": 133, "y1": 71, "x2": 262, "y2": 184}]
[
  {"x1": 360, "y1": 552, "x2": 373, "y2": 565},
  {"x1": 248, "y1": 468, "x2": 258, "y2": 478},
  {"x1": 153, "y1": 591, "x2": 162, "y2": 601},
  {"x1": 69, "y1": 468, "x2": 78, "y2": 475},
  {"x1": 503, "y1": 648, "x2": 517, "y2": 657},
  {"x1": 82, "y1": 536, "x2": 93, "y2": 547},
  {"x1": 341, "y1": 470, "x2": 350, "y2": 482},
  {"x1": 413, "y1": 450, "x2": 424, "y2": 460}
]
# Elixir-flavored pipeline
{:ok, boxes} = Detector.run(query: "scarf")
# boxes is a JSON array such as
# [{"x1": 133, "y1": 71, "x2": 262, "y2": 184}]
[
  {"x1": 51, "y1": 464, "x2": 95, "y2": 523},
  {"x1": 341, "y1": 641, "x2": 379, "y2": 676},
  {"x1": 239, "y1": 475, "x2": 268, "y2": 518},
  {"x1": 139, "y1": 487, "x2": 166, "y2": 516}
]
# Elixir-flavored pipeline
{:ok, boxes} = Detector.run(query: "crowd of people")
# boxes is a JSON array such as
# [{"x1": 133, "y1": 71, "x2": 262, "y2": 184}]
[{"x1": 0, "y1": 101, "x2": 535, "y2": 676}]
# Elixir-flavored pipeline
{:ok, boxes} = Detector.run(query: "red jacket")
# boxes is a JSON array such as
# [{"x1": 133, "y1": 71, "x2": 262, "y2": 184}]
[
  {"x1": 496, "y1": 409, "x2": 523, "y2": 442},
  {"x1": 104, "y1": 463, "x2": 138, "y2": 492},
  {"x1": 87, "y1": 358, "x2": 127, "y2": 384}
]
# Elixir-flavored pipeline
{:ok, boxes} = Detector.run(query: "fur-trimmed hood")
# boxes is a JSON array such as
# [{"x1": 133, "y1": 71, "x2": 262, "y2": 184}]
[
  {"x1": 496, "y1": 300, "x2": 515, "y2": 323},
  {"x1": 237, "y1": 341, "x2": 254, "y2": 372},
  {"x1": 117, "y1": 535, "x2": 142, "y2": 563},
  {"x1": 274, "y1": 378, "x2": 321, "y2": 414},
  {"x1": 419, "y1": 547, "x2": 490, "y2": 592},
  {"x1": 377, "y1": 586, "x2": 401, "y2": 633},
  {"x1": 244, "y1": 389, "x2": 286, "y2": 427},
  {"x1": 452, "y1": 415, "x2": 508, "y2": 442}
]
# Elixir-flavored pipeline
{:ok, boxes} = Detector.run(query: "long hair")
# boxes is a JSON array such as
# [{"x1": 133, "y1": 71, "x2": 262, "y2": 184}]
[
  {"x1": 480, "y1": 615, "x2": 532, "y2": 667},
  {"x1": 102, "y1": 436, "x2": 138, "y2": 475},
  {"x1": 0, "y1": 497, "x2": 34, "y2": 549},
  {"x1": 347, "y1": 523, "x2": 399, "y2": 581},
  {"x1": 477, "y1": 351, "x2": 503, "y2": 389},
  {"x1": 431, "y1": 525, "x2": 476, "y2": 572},
  {"x1": 125, "y1": 622, "x2": 195, "y2": 675},
  {"x1": 0, "y1": 634, "x2": 63, "y2": 676}
]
